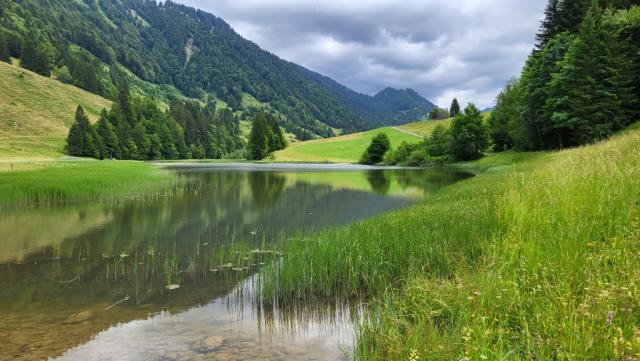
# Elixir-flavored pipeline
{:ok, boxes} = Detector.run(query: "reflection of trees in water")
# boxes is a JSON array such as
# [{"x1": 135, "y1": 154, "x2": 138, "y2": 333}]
[
  {"x1": 366, "y1": 170, "x2": 391, "y2": 195},
  {"x1": 248, "y1": 171, "x2": 287, "y2": 208}
]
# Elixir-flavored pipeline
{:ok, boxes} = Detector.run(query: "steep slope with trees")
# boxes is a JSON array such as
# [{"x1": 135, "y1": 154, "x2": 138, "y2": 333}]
[{"x1": 0, "y1": 0, "x2": 436, "y2": 140}]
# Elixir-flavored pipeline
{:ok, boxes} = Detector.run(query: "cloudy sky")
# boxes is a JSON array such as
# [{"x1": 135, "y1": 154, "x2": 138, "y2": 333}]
[{"x1": 176, "y1": 0, "x2": 547, "y2": 108}]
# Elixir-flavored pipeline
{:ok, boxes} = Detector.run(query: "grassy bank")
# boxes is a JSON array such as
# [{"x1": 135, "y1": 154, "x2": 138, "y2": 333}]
[
  {"x1": 259, "y1": 126, "x2": 640, "y2": 359},
  {"x1": 0, "y1": 161, "x2": 172, "y2": 207}
]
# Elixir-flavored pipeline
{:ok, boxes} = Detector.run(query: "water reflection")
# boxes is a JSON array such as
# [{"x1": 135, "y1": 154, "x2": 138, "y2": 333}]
[{"x1": 0, "y1": 166, "x2": 472, "y2": 360}]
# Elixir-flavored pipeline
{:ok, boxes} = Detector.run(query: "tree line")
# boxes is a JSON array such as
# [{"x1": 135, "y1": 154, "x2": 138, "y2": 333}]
[
  {"x1": 66, "y1": 80, "x2": 245, "y2": 160},
  {"x1": 489, "y1": 0, "x2": 639, "y2": 151},
  {"x1": 371, "y1": 103, "x2": 489, "y2": 166}
]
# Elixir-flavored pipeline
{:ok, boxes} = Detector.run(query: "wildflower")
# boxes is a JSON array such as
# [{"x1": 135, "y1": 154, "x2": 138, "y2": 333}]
[{"x1": 606, "y1": 310, "x2": 615, "y2": 325}]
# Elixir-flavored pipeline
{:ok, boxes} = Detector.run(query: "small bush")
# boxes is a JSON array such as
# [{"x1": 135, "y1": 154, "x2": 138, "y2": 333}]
[{"x1": 360, "y1": 133, "x2": 391, "y2": 165}]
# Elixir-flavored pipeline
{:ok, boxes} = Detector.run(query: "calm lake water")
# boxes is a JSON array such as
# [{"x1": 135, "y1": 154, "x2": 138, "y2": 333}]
[{"x1": 0, "y1": 165, "x2": 472, "y2": 361}]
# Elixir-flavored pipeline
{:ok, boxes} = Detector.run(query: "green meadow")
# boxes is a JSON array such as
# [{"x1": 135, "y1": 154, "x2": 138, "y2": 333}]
[
  {"x1": 258, "y1": 125, "x2": 640, "y2": 360},
  {"x1": 273, "y1": 126, "x2": 425, "y2": 163}
]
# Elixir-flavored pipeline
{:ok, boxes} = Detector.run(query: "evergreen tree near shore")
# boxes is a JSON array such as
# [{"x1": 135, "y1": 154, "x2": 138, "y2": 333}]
[
  {"x1": 65, "y1": 80, "x2": 244, "y2": 160},
  {"x1": 247, "y1": 111, "x2": 287, "y2": 160}
]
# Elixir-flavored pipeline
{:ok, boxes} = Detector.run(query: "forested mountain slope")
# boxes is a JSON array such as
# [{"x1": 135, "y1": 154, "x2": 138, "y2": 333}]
[{"x1": 0, "y1": 0, "x2": 435, "y2": 139}]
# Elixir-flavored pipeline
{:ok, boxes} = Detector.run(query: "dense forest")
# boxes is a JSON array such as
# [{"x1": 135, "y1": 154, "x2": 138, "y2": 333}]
[
  {"x1": 489, "y1": 0, "x2": 640, "y2": 151},
  {"x1": 0, "y1": 0, "x2": 436, "y2": 139},
  {"x1": 66, "y1": 79, "x2": 246, "y2": 160}
]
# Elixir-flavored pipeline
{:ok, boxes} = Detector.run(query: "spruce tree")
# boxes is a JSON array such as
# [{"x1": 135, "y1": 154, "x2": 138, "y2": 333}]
[
  {"x1": 449, "y1": 98, "x2": 461, "y2": 117},
  {"x1": 536, "y1": 0, "x2": 562, "y2": 49},
  {"x1": 545, "y1": 2, "x2": 633, "y2": 147},
  {"x1": 20, "y1": 37, "x2": 51, "y2": 76},
  {"x1": 65, "y1": 106, "x2": 100, "y2": 158},
  {"x1": 132, "y1": 123, "x2": 151, "y2": 160},
  {"x1": 247, "y1": 112, "x2": 269, "y2": 160},
  {"x1": 267, "y1": 114, "x2": 286, "y2": 152},
  {"x1": 116, "y1": 78, "x2": 133, "y2": 124},
  {"x1": 95, "y1": 110, "x2": 120, "y2": 159},
  {"x1": 0, "y1": 32, "x2": 10, "y2": 63}
]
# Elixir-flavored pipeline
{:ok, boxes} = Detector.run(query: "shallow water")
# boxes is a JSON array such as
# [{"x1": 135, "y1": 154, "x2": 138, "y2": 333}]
[{"x1": 0, "y1": 166, "x2": 472, "y2": 360}]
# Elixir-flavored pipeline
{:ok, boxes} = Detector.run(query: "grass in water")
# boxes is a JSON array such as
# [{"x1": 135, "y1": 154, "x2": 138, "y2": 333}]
[
  {"x1": 0, "y1": 161, "x2": 172, "y2": 207},
  {"x1": 260, "y1": 126, "x2": 640, "y2": 360}
]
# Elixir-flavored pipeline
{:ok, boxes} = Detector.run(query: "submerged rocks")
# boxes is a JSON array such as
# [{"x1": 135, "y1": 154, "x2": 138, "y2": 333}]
[
  {"x1": 191, "y1": 336, "x2": 225, "y2": 353},
  {"x1": 63, "y1": 310, "x2": 94, "y2": 324}
]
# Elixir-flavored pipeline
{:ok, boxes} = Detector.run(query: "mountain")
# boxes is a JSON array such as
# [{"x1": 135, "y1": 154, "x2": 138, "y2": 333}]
[{"x1": 0, "y1": 0, "x2": 434, "y2": 139}]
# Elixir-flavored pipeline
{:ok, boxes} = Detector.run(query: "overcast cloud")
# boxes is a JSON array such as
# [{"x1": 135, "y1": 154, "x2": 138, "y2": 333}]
[{"x1": 175, "y1": 0, "x2": 547, "y2": 108}]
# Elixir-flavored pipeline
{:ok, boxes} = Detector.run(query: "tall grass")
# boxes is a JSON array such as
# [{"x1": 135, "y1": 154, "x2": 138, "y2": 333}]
[
  {"x1": 0, "y1": 161, "x2": 172, "y2": 207},
  {"x1": 259, "y1": 127, "x2": 640, "y2": 360}
]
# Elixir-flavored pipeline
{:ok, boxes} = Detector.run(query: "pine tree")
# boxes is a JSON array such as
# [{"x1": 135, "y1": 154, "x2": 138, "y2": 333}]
[
  {"x1": 116, "y1": 78, "x2": 133, "y2": 124},
  {"x1": 449, "y1": 104, "x2": 489, "y2": 161},
  {"x1": 65, "y1": 106, "x2": 100, "y2": 158},
  {"x1": 536, "y1": 0, "x2": 563, "y2": 48},
  {"x1": 20, "y1": 37, "x2": 50, "y2": 76},
  {"x1": 0, "y1": 32, "x2": 10, "y2": 63},
  {"x1": 247, "y1": 112, "x2": 269, "y2": 160},
  {"x1": 545, "y1": 2, "x2": 633, "y2": 147},
  {"x1": 520, "y1": 32, "x2": 575, "y2": 149},
  {"x1": 449, "y1": 98, "x2": 461, "y2": 117},
  {"x1": 559, "y1": 0, "x2": 589, "y2": 34},
  {"x1": 95, "y1": 110, "x2": 120, "y2": 159},
  {"x1": 132, "y1": 123, "x2": 151, "y2": 160},
  {"x1": 267, "y1": 114, "x2": 286, "y2": 152}
]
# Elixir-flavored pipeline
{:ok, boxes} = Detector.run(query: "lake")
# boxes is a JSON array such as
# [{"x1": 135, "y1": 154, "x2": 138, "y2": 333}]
[{"x1": 0, "y1": 164, "x2": 472, "y2": 361}]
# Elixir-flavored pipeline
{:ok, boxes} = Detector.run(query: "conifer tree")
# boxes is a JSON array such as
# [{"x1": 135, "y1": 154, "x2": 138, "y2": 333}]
[
  {"x1": 267, "y1": 114, "x2": 287, "y2": 152},
  {"x1": 247, "y1": 112, "x2": 269, "y2": 160},
  {"x1": 132, "y1": 123, "x2": 151, "y2": 160},
  {"x1": 536, "y1": 0, "x2": 563, "y2": 48},
  {"x1": 545, "y1": 2, "x2": 633, "y2": 147},
  {"x1": 95, "y1": 110, "x2": 120, "y2": 159},
  {"x1": 65, "y1": 106, "x2": 100, "y2": 158},
  {"x1": 20, "y1": 37, "x2": 50, "y2": 76},
  {"x1": 449, "y1": 98, "x2": 461, "y2": 117},
  {"x1": 0, "y1": 32, "x2": 10, "y2": 63}
]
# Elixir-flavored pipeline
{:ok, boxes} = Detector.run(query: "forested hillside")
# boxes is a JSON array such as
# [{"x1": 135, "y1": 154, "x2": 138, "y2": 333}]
[
  {"x1": 0, "y1": 0, "x2": 435, "y2": 140},
  {"x1": 489, "y1": 0, "x2": 640, "y2": 151}
]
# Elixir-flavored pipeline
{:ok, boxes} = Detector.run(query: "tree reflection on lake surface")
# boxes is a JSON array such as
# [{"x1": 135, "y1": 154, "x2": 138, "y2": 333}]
[{"x1": 0, "y1": 166, "x2": 472, "y2": 360}]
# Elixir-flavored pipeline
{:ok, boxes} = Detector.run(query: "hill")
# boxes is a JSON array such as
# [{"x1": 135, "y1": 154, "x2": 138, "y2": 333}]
[
  {"x1": 0, "y1": 61, "x2": 112, "y2": 160},
  {"x1": 273, "y1": 118, "x2": 450, "y2": 163},
  {"x1": 0, "y1": 0, "x2": 435, "y2": 140}
]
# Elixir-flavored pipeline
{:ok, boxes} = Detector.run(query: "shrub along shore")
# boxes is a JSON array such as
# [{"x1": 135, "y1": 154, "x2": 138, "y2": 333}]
[{"x1": 258, "y1": 126, "x2": 640, "y2": 360}]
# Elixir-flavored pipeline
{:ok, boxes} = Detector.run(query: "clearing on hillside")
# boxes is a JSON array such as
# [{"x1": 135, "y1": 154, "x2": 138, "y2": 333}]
[
  {"x1": 274, "y1": 119, "x2": 450, "y2": 163},
  {"x1": 0, "y1": 61, "x2": 112, "y2": 160}
]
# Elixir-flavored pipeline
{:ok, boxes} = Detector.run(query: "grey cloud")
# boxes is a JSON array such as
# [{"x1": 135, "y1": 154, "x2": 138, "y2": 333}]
[{"x1": 177, "y1": 0, "x2": 547, "y2": 108}]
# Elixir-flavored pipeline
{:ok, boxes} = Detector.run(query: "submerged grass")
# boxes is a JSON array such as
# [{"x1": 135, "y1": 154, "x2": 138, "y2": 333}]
[
  {"x1": 0, "y1": 161, "x2": 172, "y2": 207},
  {"x1": 259, "y1": 126, "x2": 640, "y2": 360}
]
